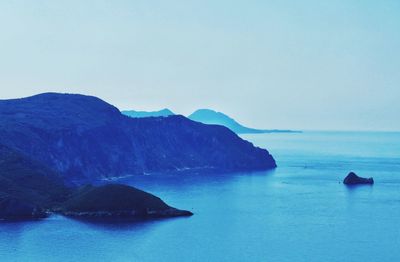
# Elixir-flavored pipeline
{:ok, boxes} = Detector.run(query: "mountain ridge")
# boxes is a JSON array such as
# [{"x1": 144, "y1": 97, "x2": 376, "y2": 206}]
[
  {"x1": 0, "y1": 93, "x2": 276, "y2": 184},
  {"x1": 122, "y1": 107, "x2": 299, "y2": 134},
  {"x1": 122, "y1": 108, "x2": 174, "y2": 118}
]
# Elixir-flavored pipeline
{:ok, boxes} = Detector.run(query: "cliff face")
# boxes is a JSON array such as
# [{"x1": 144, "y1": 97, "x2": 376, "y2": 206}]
[
  {"x1": 0, "y1": 93, "x2": 276, "y2": 183},
  {"x1": 0, "y1": 144, "x2": 69, "y2": 205}
]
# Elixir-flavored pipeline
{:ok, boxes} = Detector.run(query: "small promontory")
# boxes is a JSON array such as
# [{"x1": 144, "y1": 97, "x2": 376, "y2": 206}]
[{"x1": 60, "y1": 184, "x2": 193, "y2": 219}]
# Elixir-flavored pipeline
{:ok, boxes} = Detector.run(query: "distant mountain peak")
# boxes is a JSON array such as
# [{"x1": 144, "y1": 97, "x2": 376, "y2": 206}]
[
  {"x1": 190, "y1": 109, "x2": 236, "y2": 121},
  {"x1": 0, "y1": 92, "x2": 121, "y2": 131},
  {"x1": 188, "y1": 109, "x2": 299, "y2": 134},
  {"x1": 188, "y1": 109, "x2": 266, "y2": 134}
]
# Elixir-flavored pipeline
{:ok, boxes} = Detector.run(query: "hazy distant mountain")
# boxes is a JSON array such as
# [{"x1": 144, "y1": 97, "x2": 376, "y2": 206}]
[
  {"x1": 188, "y1": 109, "x2": 297, "y2": 134},
  {"x1": 0, "y1": 93, "x2": 276, "y2": 184},
  {"x1": 121, "y1": 109, "x2": 174, "y2": 118}
]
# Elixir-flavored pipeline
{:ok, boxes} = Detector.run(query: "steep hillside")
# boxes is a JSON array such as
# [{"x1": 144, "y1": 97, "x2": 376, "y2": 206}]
[{"x1": 0, "y1": 144, "x2": 69, "y2": 219}]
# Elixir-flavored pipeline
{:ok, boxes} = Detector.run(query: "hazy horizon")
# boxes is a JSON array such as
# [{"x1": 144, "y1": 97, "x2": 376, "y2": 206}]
[{"x1": 1, "y1": 0, "x2": 399, "y2": 131}]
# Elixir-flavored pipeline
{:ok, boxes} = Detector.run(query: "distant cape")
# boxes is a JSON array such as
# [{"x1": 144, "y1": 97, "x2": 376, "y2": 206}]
[{"x1": 188, "y1": 109, "x2": 299, "y2": 134}]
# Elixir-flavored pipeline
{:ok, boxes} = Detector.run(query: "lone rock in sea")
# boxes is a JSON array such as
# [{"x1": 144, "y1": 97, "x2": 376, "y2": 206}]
[{"x1": 343, "y1": 172, "x2": 374, "y2": 185}]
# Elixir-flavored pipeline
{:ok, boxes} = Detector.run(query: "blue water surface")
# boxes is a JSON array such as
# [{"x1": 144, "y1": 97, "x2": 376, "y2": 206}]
[{"x1": 0, "y1": 131, "x2": 399, "y2": 262}]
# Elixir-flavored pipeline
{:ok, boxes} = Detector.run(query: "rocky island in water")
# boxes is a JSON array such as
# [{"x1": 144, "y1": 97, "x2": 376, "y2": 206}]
[{"x1": 343, "y1": 172, "x2": 374, "y2": 185}]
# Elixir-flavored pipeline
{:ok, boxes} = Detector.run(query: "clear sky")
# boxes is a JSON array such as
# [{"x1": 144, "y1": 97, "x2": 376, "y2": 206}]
[{"x1": 0, "y1": 0, "x2": 399, "y2": 131}]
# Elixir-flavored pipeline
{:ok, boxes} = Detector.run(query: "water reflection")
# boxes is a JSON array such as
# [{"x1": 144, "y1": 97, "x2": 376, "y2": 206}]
[{"x1": 67, "y1": 215, "x2": 192, "y2": 231}]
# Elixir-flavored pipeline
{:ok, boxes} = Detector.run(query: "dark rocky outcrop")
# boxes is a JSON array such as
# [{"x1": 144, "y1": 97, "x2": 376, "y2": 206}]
[
  {"x1": 343, "y1": 172, "x2": 374, "y2": 185},
  {"x1": 0, "y1": 93, "x2": 276, "y2": 183},
  {"x1": 60, "y1": 184, "x2": 193, "y2": 219}
]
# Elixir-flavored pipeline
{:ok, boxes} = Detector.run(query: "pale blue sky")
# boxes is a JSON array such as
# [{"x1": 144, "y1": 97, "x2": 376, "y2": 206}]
[{"x1": 0, "y1": 0, "x2": 399, "y2": 130}]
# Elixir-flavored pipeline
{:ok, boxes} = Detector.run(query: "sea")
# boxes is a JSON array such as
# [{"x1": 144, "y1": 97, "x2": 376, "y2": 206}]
[{"x1": 0, "y1": 131, "x2": 399, "y2": 262}]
